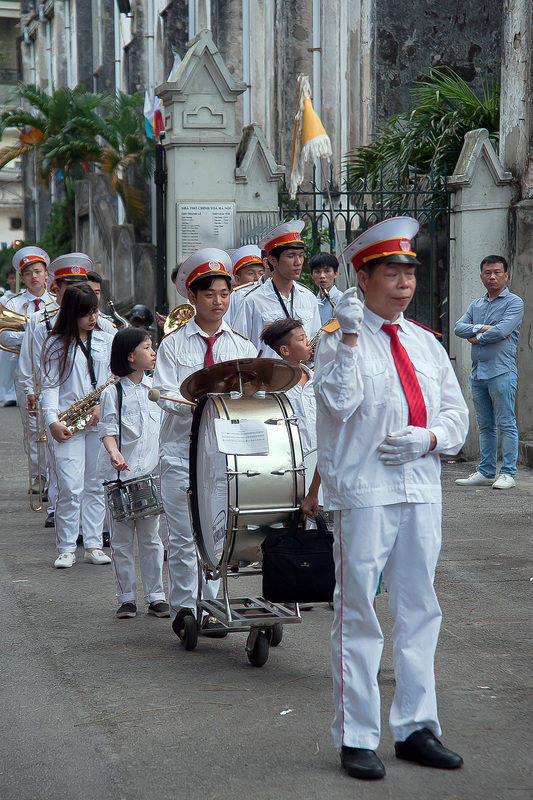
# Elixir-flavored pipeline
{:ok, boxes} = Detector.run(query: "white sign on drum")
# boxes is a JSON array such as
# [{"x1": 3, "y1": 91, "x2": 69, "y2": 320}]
[{"x1": 177, "y1": 202, "x2": 236, "y2": 261}]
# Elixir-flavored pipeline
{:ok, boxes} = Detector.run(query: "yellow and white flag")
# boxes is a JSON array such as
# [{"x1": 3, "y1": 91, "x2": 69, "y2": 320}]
[{"x1": 289, "y1": 74, "x2": 332, "y2": 199}]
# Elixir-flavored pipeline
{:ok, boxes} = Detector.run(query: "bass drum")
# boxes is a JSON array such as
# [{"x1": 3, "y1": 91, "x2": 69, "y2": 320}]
[{"x1": 189, "y1": 392, "x2": 304, "y2": 574}]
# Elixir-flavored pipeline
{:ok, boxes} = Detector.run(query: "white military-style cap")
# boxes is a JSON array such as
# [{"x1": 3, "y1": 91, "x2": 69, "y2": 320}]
[
  {"x1": 230, "y1": 244, "x2": 263, "y2": 277},
  {"x1": 50, "y1": 252, "x2": 92, "y2": 282},
  {"x1": 12, "y1": 246, "x2": 50, "y2": 272},
  {"x1": 177, "y1": 248, "x2": 232, "y2": 296},
  {"x1": 258, "y1": 220, "x2": 305, "y2": 254},
  {"x1": 342, "y1": 217, "x2": 420, "y2": 272}
]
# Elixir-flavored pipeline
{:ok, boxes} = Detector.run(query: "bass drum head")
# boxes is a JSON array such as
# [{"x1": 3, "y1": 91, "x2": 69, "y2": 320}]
[{"x1": 189, "y1": 395, "x2": 229, "y2": 571}]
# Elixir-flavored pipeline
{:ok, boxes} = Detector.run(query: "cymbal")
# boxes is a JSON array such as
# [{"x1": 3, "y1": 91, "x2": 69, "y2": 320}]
[{"x1": 180, "y1": 358, "x2": 302, "y2": 401}]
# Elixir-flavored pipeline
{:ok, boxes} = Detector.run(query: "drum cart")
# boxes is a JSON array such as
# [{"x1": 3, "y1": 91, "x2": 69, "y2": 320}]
[{"x1": 177, "y1": 381, "x2": 306, "y2": 667}]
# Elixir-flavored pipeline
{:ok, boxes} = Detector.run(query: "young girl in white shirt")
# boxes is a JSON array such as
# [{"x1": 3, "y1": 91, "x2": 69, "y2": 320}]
[
  {"x1": 98, "y1": 327, "x2": 168, "y2": 619},
  {"x1": 41, "y1": 283, "x2": 113, "y2": 569}
]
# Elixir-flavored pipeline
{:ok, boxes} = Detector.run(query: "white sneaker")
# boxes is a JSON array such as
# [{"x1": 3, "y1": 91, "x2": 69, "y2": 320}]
[
  {"x1": 455, "y1": 471, "x2": 495, "y2": 486},
  {"x1": 54, "y1": 552, "x2": 76, "y2": 568},
  {"x1": 492, "y1": 474, "x2": 516, "y2": 489},
  {"x1": 83, "y1": 549, "x2": 111, "y2": 565}
]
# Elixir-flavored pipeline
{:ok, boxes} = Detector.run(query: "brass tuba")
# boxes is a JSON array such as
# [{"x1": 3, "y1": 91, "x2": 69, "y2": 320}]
[
  {"x1": 107, "y1": 299, "x2": 131, "y2": 329},
  {"x1": 163, "y1": 303, "x2": 195, "y2": 335},
  {"x1": 0, "y1": 305, "x2": 28, "y2": 353}
]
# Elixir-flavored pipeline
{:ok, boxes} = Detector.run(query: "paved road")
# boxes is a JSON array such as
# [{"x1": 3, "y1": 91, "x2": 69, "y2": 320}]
[{"x1": 1, "y1": 404, "x2": 532, "y2": 800}]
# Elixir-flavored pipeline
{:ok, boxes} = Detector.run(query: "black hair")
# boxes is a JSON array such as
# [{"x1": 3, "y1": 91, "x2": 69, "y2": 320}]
[
  {"x1": 261, "y1": 317, "x2": 304, "y2": 355},
  {"x1": 189, "y1": 274, "x2": 231, "y2": 295},
  {"x1": 171, "y1": 264, "x2": 180, "y2": 283},
  {"x1": 268, "y1": 243, "x2": 305, "y2": 262},
  {"x1": 86, "y1": 270, "x2": 102, "y2": 284},
  {"x1": 5, "y1": 266, "x2": 16, "y2": 279},
  {"x1": 110, "y1": 327, "x2": 150, "y2": 376},
  {"x1": 480, "y1": 255, "x2": 508, "y2": 273},
  {"x1": 42, "y1": 284, "x2": 99, "y2": 385},
  {"x1": 309, "y1": 252, "x2": 339, "y2": 273}
]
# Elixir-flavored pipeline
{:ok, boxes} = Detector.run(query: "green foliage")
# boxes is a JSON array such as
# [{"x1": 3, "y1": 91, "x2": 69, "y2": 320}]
[
  {"x1": 346, "y1": 67, "x2": 500, "y2": 189},
  {"x1": 37, "y1": 194, "x2": 74, "y2": 261},
  {"x1": 0, "y1": 84, "x2": 155, "y2": 224}
]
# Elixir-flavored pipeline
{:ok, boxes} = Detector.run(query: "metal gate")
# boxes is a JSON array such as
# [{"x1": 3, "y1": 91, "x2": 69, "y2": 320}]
[{"x1": 278, "y1": 165, "x2": 451, "y2": 348}]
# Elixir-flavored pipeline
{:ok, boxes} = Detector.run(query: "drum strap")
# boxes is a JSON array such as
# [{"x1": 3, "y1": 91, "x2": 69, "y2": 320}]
[{"x1": 115, "y1": 380, "x2": 124, "y2": 484}]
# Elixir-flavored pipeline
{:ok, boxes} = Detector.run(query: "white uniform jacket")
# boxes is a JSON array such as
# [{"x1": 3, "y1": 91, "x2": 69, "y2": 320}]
[
  {"x1": 18, "y1": 311, "x2": 116, "y2": 396},
  {"x1": 0, "y1": 289, "x2": 56, "y2": 360},
  {"x1": 232, "y1": 278, "x2": 321, "y2": 358},
  {"x1": 152, "y1": 316, "x2": 257, "y2": 460},
  {"x1": 97, "y1": 374, "x2": 161, "y2": 482},
  {"x1": 314, "y1": 307, "x2": 469, "y2": 510},
  {"x1": 40, "y1": 329, "x2": 114, "y2": 428},
  {"x1": 285, "y1": 363, "x2": 317, "y2": 456}
]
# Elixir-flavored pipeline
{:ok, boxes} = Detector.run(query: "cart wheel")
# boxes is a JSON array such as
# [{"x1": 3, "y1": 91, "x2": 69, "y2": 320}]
[
  {"x1": 247, "y1": 631, "x2": 269, "y2": 667},
  {"x1": 265, "y1": 624, "x2": 283, "y2": 647},
  {"x1": 178, "y1": 614, "x2": 198, "y2": 651}
]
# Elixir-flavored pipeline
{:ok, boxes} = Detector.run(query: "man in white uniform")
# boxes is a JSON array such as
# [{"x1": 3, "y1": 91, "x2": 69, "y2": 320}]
[
  {"x1": 152, "y1": 248, "x2": 256, "y2": 637},
  {"x1": 314, "y1": 218, "x2": 469, "y2": 780},
  {"x1": 226, "y1": 244, "x2": 264, "y2": 329},
  {"x1": 0, "y1": 246, "x2": 54, "y2": 493},
  {"x1": 232, "y1": 221, "x2": 321, "y2": 357}
]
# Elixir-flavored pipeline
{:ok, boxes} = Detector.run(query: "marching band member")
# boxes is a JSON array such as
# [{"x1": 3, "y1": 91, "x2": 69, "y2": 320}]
[
  {"x1": 152, "y1": 248, "x2": 256, "y2": 636},
  {"x1": 309, "y1": 252, "x2": 343, "y2": 325},
  {"x1": 0, "y1": 246, "x2": 54, "y2": 493},
  {"x1": 18, "y1": 255, "x2": 115, "y2": 528},
  {"x1": 98, "y1": 328, "x2": 168, "y2": 619},
  {"x1": 232, "y1": 221, "x2": 321, "y2": 356},
  {"x1": 226, "y1": 244, "x2": 264, "y2": 328},
  {"x1": 0, "y1": 266, "x2": 18, "y2": 405},
  {"x1": 41, "y1": 284, "x2": 113, "y2": 569},
  {"x1": 313, "y1": 218, "x2": 469, "y2": 780}
]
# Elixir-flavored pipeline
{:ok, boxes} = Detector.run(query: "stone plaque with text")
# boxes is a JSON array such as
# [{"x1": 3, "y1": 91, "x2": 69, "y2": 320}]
[{"x1": 177, "y1": 202, "x2": 236, "y2": 262}]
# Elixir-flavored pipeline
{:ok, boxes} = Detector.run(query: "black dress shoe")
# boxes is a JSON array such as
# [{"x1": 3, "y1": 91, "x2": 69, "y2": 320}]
[
  {"x1": 395, "y1": 728, "x2": 463, "y2": 769},
  {"x1": 44, "y1": 513, "x2": 55, "y2": 528},
  {"x1": 340, "y1": 746, "x2": 386, "y2": 780},
  {"x1": 102, "y1": 530, "x2": 110, "y2": 548},
  {"x1": 201, "y1": 616, "x2": 228, "y2": 638}
]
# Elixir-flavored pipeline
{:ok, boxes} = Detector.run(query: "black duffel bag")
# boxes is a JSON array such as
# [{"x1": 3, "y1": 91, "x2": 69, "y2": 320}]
[{"x1": 261, "y1": 510, "x2": 335, "y2": 604}]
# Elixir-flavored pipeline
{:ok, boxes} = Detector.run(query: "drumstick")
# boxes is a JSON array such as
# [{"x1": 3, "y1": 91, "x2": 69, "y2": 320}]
[{"x1": 148, "y1": 388, "x2": 196, "y2": 407}]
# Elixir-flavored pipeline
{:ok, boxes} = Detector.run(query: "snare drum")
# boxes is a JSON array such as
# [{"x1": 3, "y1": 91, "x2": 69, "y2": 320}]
[
  {"x1": 189, "y1": 392, "x2": 304, "y2": 573},
  {"x1": 106, "y1": 474, "x2": 163, "y2": 522}
]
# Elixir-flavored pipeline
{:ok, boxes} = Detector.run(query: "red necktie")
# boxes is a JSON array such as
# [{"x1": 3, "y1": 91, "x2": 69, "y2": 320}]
[
  {"x1": 200, "y1": 331, "x2": 223, "y2": 367},
  {"x1": 381, "y1": 324, "x2": 427, "y2": 427},
  {"x1": 33, "y1": 299, "x2": 42, "y2": 312}
]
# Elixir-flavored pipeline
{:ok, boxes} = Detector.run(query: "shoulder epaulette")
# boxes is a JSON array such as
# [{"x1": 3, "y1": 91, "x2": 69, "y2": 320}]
[
  {"x1": 230, "y1": 327, "x2": 250, "y2": 340},
  {"x1": 296, "y1": 281, "x2": 314, "y2": 292},
  {"x1": 322, "y1": 319, "x2": 340, "y2": 333},
  {"x1": 405, "y1": 318, "x2": 442, "y2": 339},
  {"x1": 242, "y1": 282, "x2": 262, "y2": 297},
  {"x1": 232, "y1": 281, "x2": 254, "y2": 293},
  {"x1": 40, "y1": 307, "x2": 58, "y2": 322}
]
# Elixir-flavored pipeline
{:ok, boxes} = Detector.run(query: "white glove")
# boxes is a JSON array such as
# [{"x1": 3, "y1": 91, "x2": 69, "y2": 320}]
[
  {"x1": 378, "y1": 426, "x2": 431, "y2": 465},
  {"x1": 334, "y1": 287, "x2": 364, "y2": 336}
]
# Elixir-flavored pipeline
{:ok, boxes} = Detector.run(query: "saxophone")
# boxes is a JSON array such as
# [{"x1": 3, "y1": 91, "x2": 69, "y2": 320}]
[{"x1": 58, "y1": 377, "x2": 119, "y2": 434}]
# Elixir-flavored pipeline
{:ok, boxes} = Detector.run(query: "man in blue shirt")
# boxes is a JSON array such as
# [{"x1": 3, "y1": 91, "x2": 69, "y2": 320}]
[
  {"x1": 454, "y1": 255, "x2": 524, "y2": 489},
  {"x1": 309, "y1": 252, "x2": 344, "y2": 325}
]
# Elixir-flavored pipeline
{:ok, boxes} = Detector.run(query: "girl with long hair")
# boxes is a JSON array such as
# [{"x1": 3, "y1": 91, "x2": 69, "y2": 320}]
[{"x1": 41, "y1": 283, "x2": 114, "y2": 568}]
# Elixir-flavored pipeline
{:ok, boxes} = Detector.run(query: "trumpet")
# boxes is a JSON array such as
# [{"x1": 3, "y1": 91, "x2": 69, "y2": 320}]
[
  {"x1": 58, "y1": 377, "x2": 119, "y2": 434},
  {"x1": 0, "y1": 304, "x2": 28, "y2": 353},
  {"x1": 163, "y1": 303, "x2": 195, "y2": 335}
]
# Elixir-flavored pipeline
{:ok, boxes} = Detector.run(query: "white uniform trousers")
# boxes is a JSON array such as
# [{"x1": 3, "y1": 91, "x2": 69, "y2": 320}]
[
  {"x1": 108, "y1": 513, "x2": 166, "y2": 605},
  {"x1": 331, "y1": 503, "x2": 443, "y2": 751},
  {"x1": 160, "y1": 456, "x2": 219, "y2": 620},
  {"x1": 48, "y1": 427, "x2": 106, "y2": 553},
  {"x1": 15, "y1": 380, "x2": 47, "y2": 480}
]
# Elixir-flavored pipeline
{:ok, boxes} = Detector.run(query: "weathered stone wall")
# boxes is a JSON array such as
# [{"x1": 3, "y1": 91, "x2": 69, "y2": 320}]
[{"x1": 375, "y1": 0, "x2": 503, "y2": 122}]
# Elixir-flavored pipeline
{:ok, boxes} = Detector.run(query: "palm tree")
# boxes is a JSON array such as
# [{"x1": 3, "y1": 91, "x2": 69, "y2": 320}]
[
  {"x1": 0, "y1": 83, "x2": 108, "y2": 187},
  {"x1": 346, "y1": 67, "x2": 500, "y2": 192},
  {"x1": 93, "y1": 91, "x2": 155, "y2": 222}
]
